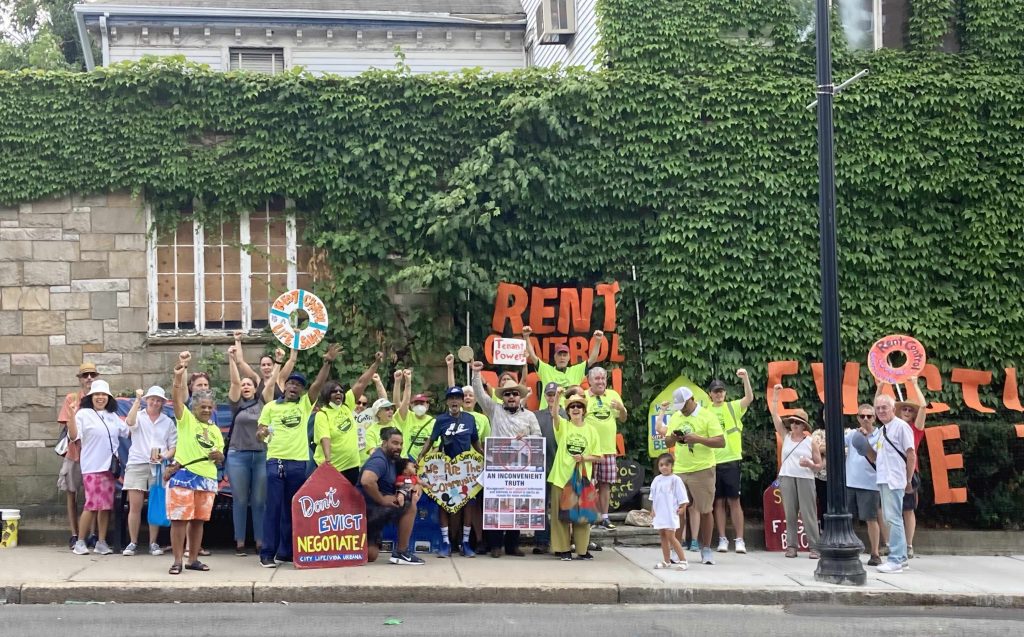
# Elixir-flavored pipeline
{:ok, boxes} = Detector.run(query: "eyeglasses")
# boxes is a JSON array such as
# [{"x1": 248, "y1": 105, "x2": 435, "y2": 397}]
[
  {"x1": 79, "y1": 372, "x2": 98, "y2": 379},
  {"x1": 503, "y1": 391, "x2": 520, "y2": 398},
  {"x1": 857, "y1": 415, "x2": 874, "y2": 420},
  {"x1": 356, "y1": 400, "x2": 368, "y2": 405}
]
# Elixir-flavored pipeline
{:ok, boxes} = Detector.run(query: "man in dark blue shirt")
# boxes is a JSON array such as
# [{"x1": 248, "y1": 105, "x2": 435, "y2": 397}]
[
  {"x1": 417, "y1": 387, "x2": 482, "y2": 558},
  {"x1": 359, "y1": 427, "x2": 424, "y2": 565}
]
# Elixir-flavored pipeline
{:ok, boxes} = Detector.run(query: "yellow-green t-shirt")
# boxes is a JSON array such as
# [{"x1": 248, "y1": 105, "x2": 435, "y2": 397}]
[
  {"x1": 470, "y1": 411, "x2": 490, "y2": 441},
  {"x1": 361, "y1": 422, "x2": 382, "y2": 464},
  {"x1": 668, "y1": 406, "x2": 724, "y2": 474},
  {"x1": 398, "y1": 411, "x2": 436, "y2": 460},
  {"x1": 585, "y1": 388, "x2": 623, "y2": 455},
  {"x1": 548, "y1": 417, "x2": 600, "y2": 488},
  {"x1": 536, "y1": 360, "x2": 587, "y2": 408},
  {"x1": 313, "y1": 391, "x2": 361, "y2": 472},
  {"x1": 259, "y1": 394, "x2": 313, "y2": 461},
  {"x1": 709, "y1": 399, "x2": 746, "y2": 464},
  {"x1": 174, "y1": 409, "x2": 224, "y2": 481}
]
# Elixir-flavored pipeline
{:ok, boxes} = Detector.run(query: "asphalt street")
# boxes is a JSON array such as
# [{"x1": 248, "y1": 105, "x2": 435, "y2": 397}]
[{"x1": 1, "y1": 603, "x2": 1022, "y2": 636}]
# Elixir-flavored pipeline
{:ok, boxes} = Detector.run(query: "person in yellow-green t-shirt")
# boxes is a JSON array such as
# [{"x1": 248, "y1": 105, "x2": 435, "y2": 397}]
[
  {"x1": 394, "y1": 368, "x2": 437, "y2": 460},
  {"x1": 584, "y1": 366, "x2": 627, "y2": 531},
  {"x1": 523, "y1": 326, "x2": 605, "y2": 409},
  {"x1": 166, "y1": 351, "x2": 225, "y2": 575},
  {"x1": 706, "y1": 369, "x2": 754, "y2": 555},
  {"x1": 547, "y1": 393, "x2": 602, "y2": 561},
  {"x1": 659, "y1": 387, "x2": 724, "y2": 566},
  {"x1": 254, "y1": 344, "x2": 339, "y2": 568}
]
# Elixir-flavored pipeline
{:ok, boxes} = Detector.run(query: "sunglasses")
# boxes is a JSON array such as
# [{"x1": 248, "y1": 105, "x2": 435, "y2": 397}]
[
  {"x1": 502, "y1": 391, "x2": 520, "y2": 398},
  {"x1": 858, "y1": 415, "x2": 874, "y2": 420},
  {"x1": 567, "y1": 404, "x2": 584, "y2": 411},
  {"x1": 79, "y1": 372, "x2": 98, "y2": 379},
  {"x1": 356, "y1": 399, "x2": 368, "y2": 405}
]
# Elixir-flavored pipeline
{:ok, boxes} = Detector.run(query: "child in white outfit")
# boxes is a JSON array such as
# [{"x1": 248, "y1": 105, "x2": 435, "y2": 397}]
[{"x1": 650, "y1": 453, "x2": 689, "y2": 570}]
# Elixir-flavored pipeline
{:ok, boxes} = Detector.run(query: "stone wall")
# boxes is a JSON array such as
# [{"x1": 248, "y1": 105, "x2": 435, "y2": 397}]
[{"x1": 0, "y1": 192, "x2": 264, "y2": 507}]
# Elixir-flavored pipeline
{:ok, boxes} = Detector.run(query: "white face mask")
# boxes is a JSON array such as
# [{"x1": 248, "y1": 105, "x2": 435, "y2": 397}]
[{"x1": 412, "y1": 404, "x2": 428, "y2": 418}]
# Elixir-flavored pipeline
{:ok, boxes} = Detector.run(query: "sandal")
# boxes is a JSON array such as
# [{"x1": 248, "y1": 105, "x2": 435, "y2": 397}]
[
  {"x1": 198, "y1": 548, "x2": 211, "y2": 557},
  {"x1": 673, "y1": 561, "x2": 689, "y2": 571},
  {"x1": 185, "y1": 560, "x2": 210, "y2": 572},
  {"x1": 168, "y1": 563, "x2": 182, "y2": 575},
  {"x1": 654, "y1": 561, "x2": 670, "y2": 569}
]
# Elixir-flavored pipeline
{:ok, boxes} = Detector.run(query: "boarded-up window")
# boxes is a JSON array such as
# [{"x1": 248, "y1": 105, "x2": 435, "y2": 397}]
[{"x1": 151, "y1": 200, "x2": 314, "y2": 334}]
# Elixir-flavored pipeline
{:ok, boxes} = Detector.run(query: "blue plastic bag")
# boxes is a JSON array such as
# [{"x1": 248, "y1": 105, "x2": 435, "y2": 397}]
[{"x1": 148, "y1": 465, "x2": 170, "y2": 527}]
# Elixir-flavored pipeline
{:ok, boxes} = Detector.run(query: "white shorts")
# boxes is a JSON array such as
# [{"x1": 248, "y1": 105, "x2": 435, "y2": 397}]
[{"x1": 122, "y1": 463, "x2": 157, "y2": 491}]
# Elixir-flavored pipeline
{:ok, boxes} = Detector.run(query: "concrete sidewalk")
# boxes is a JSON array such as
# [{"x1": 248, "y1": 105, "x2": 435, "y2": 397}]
[{"x1": 1, "y1": 545, "x2": 1023, "y2": 607}]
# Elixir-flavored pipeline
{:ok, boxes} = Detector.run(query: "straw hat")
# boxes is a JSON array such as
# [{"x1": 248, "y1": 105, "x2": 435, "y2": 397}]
[
  {"x1": 784, "y1": 408, "x2": 813, "y2": 430},
  {"x1": 497, "y1": 378, "x2": 528, "y2": 398}
]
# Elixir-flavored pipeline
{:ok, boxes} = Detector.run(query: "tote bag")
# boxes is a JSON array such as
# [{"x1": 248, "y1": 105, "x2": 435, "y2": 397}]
[{"x1": 558, "y1": 465, "x2": 600, "y2": 524}]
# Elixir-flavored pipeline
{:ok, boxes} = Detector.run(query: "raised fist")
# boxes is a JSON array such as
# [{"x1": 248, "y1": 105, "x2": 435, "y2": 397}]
[
  {"x1": 522, "y1": 325, "x2": 533, "y2": 337},
  {"x1": 372, "y1": 373, "x2": 381, "y2": 383},
  {"x1": 274, "y1": 348, "x2": 285, "y2": 360},
  {"x1": 445, "y1": 354, "x2": 455, "y2": 365},
  {"x1": 178, "y1": 351, "x2": 192, "y2": 364},
  {"x1": 736, "y1": 368, "x2": 748, "y2": 379},
  {"x1": 393, "y1": 370, "x2": 403, "y2": 381},
  {"x1": 773, "y1": 383, "x2": 783, "y2": 392},
  {"x1": 227, "y1": 345, "x2": 237, "y2": 359},
  {"x1": 471, "y1": 361, "x2": 484, "y2": 372},
  {"x1": 375, "y1": 351, "x2": 385, "y2": 362},
  {"x1": 403, "y1": 369, "x2": 412, "y2": 379},
  {"x1": 135, "y1": 388, "x2": 144, "y2": 399},
  {"x1": 233, "y1": 330, "x2": 244, "y2": 341},
  {"x1": 593, "y1": 330, "x2": 605, "y2": 340}
]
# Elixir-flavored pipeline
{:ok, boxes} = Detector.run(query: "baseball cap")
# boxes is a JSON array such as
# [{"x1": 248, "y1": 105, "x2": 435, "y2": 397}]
[
  {"x1": 445, "y1": 386, "x2": 465, "y2": 400},
  {"x1": 707, "y1": 379, "x2": 726, "y2": 392},
  {"x1": 544, "y1": 382, "x2": 560, "y2": 396},
  {"x1": 286, "y1": 372, "x2": 307, "y2": 387},
  {"x1": 412, "y1": 393, "x2": 430, "y2": 404},
  {"x1": 670, "y1": 387, "x2": 694, "y2": 412},
  {"x1": 554, "y1": 344, "x2": 570, "y2": 354}
]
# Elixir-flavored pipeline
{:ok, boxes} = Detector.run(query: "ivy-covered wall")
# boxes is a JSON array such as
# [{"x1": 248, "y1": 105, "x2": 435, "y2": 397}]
[{"x1": 1, "y1": 1, "x2": 1023, "y2": 526}]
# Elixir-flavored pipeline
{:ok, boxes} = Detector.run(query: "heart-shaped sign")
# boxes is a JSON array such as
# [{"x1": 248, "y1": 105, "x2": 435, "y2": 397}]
[{"x1": 418, "y1": 450, "x2": 483, "y2": 514}]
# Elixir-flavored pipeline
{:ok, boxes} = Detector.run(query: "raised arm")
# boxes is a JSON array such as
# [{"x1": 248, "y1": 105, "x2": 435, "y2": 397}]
[
  {"x1": 126, "y1": 388, "x2": 144, "y2": 427},
  {"x1": 392, "y1": 370, "x2": 404, "y2": 415},
  {"x1": 227, "y1": 345, "x2": 243, "y2": 403},
  {"x1": 907, "y1": 376, "x2": 927, "y2": 430},
  {"x1": 397, "y1": 369, "x2": 413, "y2": 420},
  {"x1": 261, "y1": 359, "x2": 280, "y2": 404},
  {"x1": 372, "y1": 373, "x2": 388, "y2": 402},
  {"x1": 654, "y1": 401, "x2": 672, "y2": 437},
  {"x1": 445, "y1": 354, "x2": 456, "y2": 389},
  {"x1": 471, "y1": 361, "x2": 496, "y2": 417},
  {"x1": 522, "y1": 325, "x2": 540, "y2": 365},
  {"x1": 351, "y1": 351, "x2": 385, "y2": 399},
  {"x1": 737, "y1": 368, "x2": 754, "y2": 409},
  {"x1": 769, "y1": 383, "x2": 786, "y2": 438},
  {"x1": 279, "y1": 347, "x2": 298, "y2": 391},
  {"x1": 232, "y1": 331, "x2": 261, "y2": 383},
  {"x1": 172, "y1": 351, "x2": 191, "y2": 419},
  {"x1": 587, "y1": 330, "x2": 604, "y2": 366},
  {"x1": 308, "y1": 343, "x2": 340, "y2": 402},
  {"x1": 548, "y1": 388, "x2": 562, "y2": 429}
]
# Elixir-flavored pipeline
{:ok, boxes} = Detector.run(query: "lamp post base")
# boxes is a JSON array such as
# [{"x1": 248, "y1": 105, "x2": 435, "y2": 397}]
[{"x1": 814, "y1": 512, "x2": 867, "y2": 585}]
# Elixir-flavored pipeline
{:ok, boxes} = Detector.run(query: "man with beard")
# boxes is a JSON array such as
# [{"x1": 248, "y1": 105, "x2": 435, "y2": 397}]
[
  {"x1": 471, "y1": 360, "x2": 541, "y2": 558},
  {"x1": 360, "y1": 427, "x2": 424, "y2": 564},
  {"x1": 417, "y1": 386, "x2": 483, "y2": 558}
]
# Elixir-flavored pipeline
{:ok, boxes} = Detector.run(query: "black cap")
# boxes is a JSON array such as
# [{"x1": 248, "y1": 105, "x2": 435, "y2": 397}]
[{"x1": 707, "y1": 379, "x2": 727, "y2": 392}]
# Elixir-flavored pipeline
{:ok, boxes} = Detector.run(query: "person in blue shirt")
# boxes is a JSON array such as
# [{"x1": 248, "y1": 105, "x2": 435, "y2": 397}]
[{"x1": 417, "y1": 386, "x2": 483, "y2": 558}]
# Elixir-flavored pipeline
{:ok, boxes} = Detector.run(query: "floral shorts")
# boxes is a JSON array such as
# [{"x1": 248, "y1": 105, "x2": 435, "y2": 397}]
[
  {"x1": 167, "y1": 487, "x2": 216, "y2": 522},
  {"x1": 82, "y1": 471, "x2": 115, "y2": 511}
]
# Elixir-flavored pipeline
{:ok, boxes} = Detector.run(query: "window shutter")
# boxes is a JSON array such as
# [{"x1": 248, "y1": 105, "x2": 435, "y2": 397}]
[{"x1": 228, "y1": 48, "x2": 284, "y2": 74}]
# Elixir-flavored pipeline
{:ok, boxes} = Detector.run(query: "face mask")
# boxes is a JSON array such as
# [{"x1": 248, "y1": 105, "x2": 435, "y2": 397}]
[{"x1": 412, "y1": 405, "x2": 428, "y2": 418}]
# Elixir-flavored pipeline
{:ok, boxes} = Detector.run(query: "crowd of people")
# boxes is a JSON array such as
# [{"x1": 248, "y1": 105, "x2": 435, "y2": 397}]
[{"x1": 54, "y1": 328, "x2": 925, "y2": 575}]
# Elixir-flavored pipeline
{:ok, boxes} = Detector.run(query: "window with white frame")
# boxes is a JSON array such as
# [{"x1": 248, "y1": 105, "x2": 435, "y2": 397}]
[
  {"x1": 838, "y1": 0, "x2": 909, "y2": 50},
  {"x1": 150, "y1": 198, "x2": 314, "y2": 334},
  {"x1": 228, "y1": 47, "x2": 285, "y2": 73}
]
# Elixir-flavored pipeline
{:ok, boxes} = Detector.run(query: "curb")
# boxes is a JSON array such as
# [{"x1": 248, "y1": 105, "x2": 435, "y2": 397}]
[{"x1": 4, "y1": 582, "x2": 1023, "y2": 608}]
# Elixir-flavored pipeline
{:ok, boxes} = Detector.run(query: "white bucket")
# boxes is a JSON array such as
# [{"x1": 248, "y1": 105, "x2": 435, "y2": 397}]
[{"x1": 0, "y1": 508, "x2": 20, "y2": 548}]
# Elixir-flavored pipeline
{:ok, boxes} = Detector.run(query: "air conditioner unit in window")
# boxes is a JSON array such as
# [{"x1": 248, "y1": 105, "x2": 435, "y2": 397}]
[{"x1": 536, "y1": 0, "x2": 576, "y2": 45}]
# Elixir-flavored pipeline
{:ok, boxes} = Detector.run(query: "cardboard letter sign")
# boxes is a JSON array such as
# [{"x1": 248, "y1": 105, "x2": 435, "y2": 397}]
[
  {"x1": 492, "y1": 337, "x2": 527, "y2": 366},
  {"x1": 419, "y1": 450, "x2": 483, "y2": 514},
  {"x1": 762, "y1": 480, "x2": 809, "y2": 552},
  {"x1": 292, "y1": 463, "x2": 367, "y2": 568}
]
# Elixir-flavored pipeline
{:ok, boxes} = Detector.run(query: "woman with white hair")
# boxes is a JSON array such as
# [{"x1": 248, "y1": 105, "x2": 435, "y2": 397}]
[
  {"x1": 122, "y1": 385, "x2": 177, "y2": 556},
  {"x1": 68, "y1": 379, "x2": 129, "y2": 556}
]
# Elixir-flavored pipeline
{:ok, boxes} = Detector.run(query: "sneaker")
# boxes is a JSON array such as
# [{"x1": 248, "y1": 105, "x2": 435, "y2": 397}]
[
  {"x1": 673, "y1": 561, "x2": 689, "y2": 571},
  {"x1": 558, "y1": 552, "x2": 573, "y2": 561},
  {"x1": 122, "y1": 542, "x2": 137, "y2": 556},
  {"x1": 700, "y1": 547, "x2": 715, "y2": 565},
  {"x1": 68, "y1": 535, "x2": 78, "y2": 550},
  {"x1": 876, "y1": 561, "x2": 903, "y2": 573},
  {"x1": 901, "y1": 560, "x2": 911, "y2": 571},
  {"x1": 259, "y1": 557, "x2": 278, "y2": 568},
  {"x1": 784, "y1": 546, "x2": 798, "y2": 558},
  {"x1": 576, "y1": 552, "x2": 594, "y2": 560},
  {"x1": 461, "y1": 541, "x2": 476, "y2": 558},
  {"x1": 688, "y1": 539, "x2": 699, "y2": 552},
  {"x1": 879, "y1": 543, "x2": 890, "y2": 556},
  {"x1": 597, "y1": 518, "x2": 616, "y2": 530},
  {"x1": 72, "y1": 540, "x2": 89, "y2": 555},
  {"x1": 94, "y1": 540, "x2": 113, "y2": 555},
  {"x1": 907, "y1": 545, "x2": 915, "y2": 559},
  {"x1": 437, "y1": 541, "x2": 451, "y2": 558},
  {"x1": 391, "y1": 551, "x2": 425, "y2": 565},
  {"x1": 867, "y1": 554, "x2": 882, "y2": 566},
  {"x1": 150, "y1": 543, "x2": 164, "y2": 556},
  {"x1": 85, "y1": 534, "x2": 98, "y2": 549},
  {"x1": 734, "y1": 538, "x2": 747, "y2": 554},
  {"x1": 274, "y1": 556, "x2": 292, "y2": 565},
  {"x1": 716, "y1": 537, "x2": 729, "y2": 553},
  {"x1": 588, "y1": 541, "x2": 603, "y2": 552}
]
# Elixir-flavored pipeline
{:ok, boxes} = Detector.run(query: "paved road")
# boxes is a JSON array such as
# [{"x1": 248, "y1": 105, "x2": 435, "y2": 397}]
[{"x1": 2, "y1": 603, "x2": 1022, "y2": 636}]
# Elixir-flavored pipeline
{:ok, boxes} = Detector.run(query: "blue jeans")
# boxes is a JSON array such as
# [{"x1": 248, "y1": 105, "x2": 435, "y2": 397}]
[
  {"x1": 880, "y1": 484, "x2": 908, "y2": 564},
  {"x1": 225, "y1": 450, "x2": 267, "y2": 545},
  {"x1": 261, "y1": 459, "x2": 307, "y2": 561}
]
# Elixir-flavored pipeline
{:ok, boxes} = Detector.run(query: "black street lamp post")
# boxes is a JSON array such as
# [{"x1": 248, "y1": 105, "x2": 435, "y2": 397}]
[{"x1": 812, "y1": 0, "x2": 867, "y2": 585}]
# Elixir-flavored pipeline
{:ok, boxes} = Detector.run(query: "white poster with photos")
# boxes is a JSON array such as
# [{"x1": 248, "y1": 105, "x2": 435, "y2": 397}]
[{"x1": 482, "y1": 436, "x2": 547, "y2": 531}]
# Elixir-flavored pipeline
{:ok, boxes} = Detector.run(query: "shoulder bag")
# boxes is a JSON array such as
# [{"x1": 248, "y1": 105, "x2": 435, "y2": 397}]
[{"x1": 881, "y1": 424, "x2": 922, "y2": 490}]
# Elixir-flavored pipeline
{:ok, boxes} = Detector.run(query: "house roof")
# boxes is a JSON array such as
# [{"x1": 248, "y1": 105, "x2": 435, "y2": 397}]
[{"x1": 75, "y1": 1, "x2": 526, "y2": 19}]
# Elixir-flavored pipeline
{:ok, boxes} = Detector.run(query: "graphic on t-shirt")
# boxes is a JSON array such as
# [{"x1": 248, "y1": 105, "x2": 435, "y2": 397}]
[
  {"x1": 196, "y1": 426, "x2": 214, "y2": 450},
  {"x1": 565, "y1": 431, "x2": 588, "y2": 456},
  {"x1": 278, "y1": 412, "x2": 303, "y2": 428},
  {"x1": 336, "y1": 415, "x2": 354, "y2": 433}
]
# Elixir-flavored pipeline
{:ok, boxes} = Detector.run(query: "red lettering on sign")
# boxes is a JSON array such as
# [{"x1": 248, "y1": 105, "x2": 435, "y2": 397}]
[
  {"x1": 951, "y1": 368, "x2": 996, "y2": 414},
  {"x1": 528, "y1": 286, "x2": 559, "y2": 335},
  {"x1": 492, "y1": 282, "x2": 528, "y2": 334}
]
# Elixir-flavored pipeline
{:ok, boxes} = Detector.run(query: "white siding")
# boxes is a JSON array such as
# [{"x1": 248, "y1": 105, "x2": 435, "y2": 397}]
[
  {"x1": 291, "y1": 47, "x2": 524, "y2": 75},
  {"x1": 108, "y1": 45, "x2": 224, "y2": 69},
  {"x1": 525, "y1": 0, "x2": 600, "y2": 69}
]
